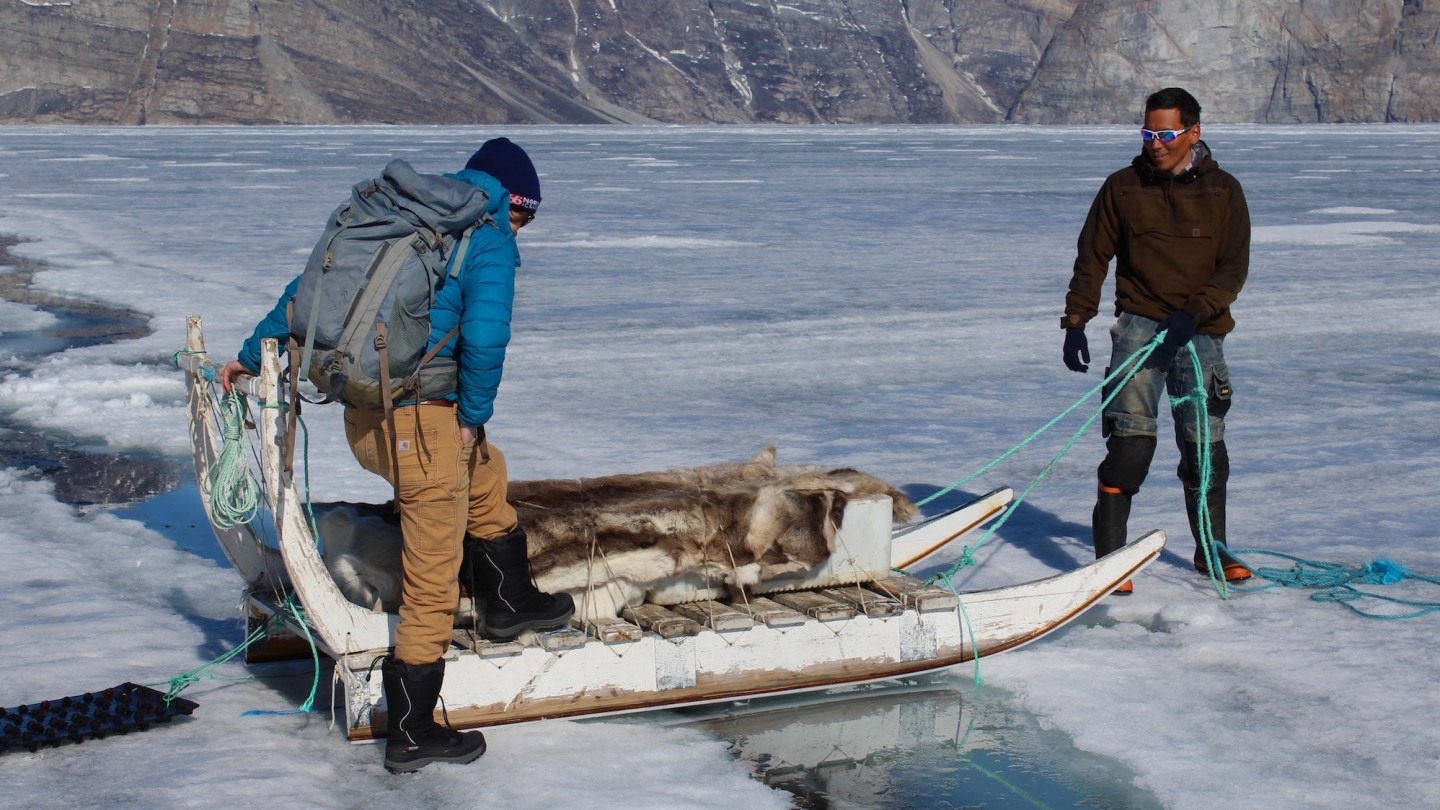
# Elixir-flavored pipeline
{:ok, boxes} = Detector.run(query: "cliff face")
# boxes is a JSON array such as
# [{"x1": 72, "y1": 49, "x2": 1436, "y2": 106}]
[
  {"x1": 1013, "y1": 0, "x2": 1440, "y2": 123},
  {"x1": 2, "y1": 0, "x2": 1436, "y2": 125}
]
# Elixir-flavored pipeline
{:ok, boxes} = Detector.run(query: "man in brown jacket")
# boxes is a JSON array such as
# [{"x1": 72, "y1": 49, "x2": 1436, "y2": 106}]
[{"x1": 1061, "y1": 87, "x2": 1252, "y2": 591}]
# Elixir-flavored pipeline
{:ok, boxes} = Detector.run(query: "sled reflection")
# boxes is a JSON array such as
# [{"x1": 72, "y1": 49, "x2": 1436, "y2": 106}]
[{"x1": 664, "y1": 680, "x2": 1163, "y2": 809}]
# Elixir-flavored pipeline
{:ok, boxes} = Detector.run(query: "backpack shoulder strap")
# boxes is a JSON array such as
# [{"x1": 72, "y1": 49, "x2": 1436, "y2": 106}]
[{"x1": 449, "y1": 223, "x2": 477, "y2": 279}]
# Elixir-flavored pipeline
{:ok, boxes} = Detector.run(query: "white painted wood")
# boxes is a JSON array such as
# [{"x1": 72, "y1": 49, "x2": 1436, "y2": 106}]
[
  {"x1": 256, "y1": 339, "x2": 397, "y2": 655},
  {"x1": 181, "y1": 316, "x2": 288, "y2": 591},
  {"x1": 890, "y1": 486, "x2": 1014, "y2": 570}
]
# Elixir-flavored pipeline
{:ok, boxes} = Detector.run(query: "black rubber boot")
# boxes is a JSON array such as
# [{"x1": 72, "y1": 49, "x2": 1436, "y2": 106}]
[
  {"x1": 1179, "y1": 441, "x2": 1245, "y2": 575},
  {"x1": 469, "y1": 529, "x2": 575, "y2": 639},
  {"x1": 382, "y1": 657, "x2": 486, "y2": 773},
  {"x1": 1184, "y1": 484, "x2": 1232, "y2": 567},
  {"x1": 1093, "y1": 434, "x2": 1156, "y2": 558},
  {"x1": 1092, "y1": 485, "x2": 1132, "y2": 559}
]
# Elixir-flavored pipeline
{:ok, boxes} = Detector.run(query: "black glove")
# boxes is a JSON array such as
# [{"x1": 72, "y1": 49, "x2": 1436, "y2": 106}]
[
  {"x1": 1063, "y1": 327, "x2": 1090, "y2": 373},
  {"x1": 1157, "y1": 310, "x2": 1197, "y2": 351}
]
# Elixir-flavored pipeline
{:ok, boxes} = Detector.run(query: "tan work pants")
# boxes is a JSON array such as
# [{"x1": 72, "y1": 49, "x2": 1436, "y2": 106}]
[{"x1": 344, "y1": 403, "x2": 518, "y2": 665}]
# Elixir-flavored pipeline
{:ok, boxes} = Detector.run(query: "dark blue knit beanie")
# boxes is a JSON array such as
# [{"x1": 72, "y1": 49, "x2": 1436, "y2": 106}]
[{"x1": 465, "y1": 138, "x2": 541, "y2": 215}]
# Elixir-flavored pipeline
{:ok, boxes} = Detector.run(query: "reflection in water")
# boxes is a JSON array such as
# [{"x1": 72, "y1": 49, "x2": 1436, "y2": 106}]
[{"x1": 664, "y1": 679, "x2": 1162, "y2": 809}]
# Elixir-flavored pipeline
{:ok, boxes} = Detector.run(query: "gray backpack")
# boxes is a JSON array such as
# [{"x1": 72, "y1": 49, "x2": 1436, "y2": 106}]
[{"x1": 289, "y1": 159, "x2": 494, "y2": 412}]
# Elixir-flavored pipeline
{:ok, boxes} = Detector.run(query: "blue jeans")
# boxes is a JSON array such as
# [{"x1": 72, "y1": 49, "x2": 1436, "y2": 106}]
[{"x1": 1102, "y1": 312, "x2": 1230, "y2": 445}]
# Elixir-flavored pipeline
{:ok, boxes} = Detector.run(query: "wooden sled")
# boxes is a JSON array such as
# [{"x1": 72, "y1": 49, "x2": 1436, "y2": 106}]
[{"x1": 179, "y1": 316, "x2": 1165, "y2": 741}]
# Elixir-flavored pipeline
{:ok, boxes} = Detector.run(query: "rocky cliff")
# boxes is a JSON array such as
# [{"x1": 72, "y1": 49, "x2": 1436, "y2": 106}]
[{"x1": 2, "y1": 0, "x2": 1436, "y2": 125}]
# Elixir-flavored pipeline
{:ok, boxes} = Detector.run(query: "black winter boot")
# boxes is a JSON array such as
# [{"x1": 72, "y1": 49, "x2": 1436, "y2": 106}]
[
  {"x1": 469, "y1": 529, "x2": 575, "y2": 639},
  {"x1": 1093, "y1": 434, "x2": 1155, "y2": 559},
  {"x1": 1185, "y1": 484, "x2": 1249, "y2": 581},
  {"x1": 1180, "y1": 441, "x2": 1249, "y2": 581},
  {"x1": 1093, "y1": 484, "x2": 1135, "y2": 594},
  {"x1": 381, "y1": 657, "x2": 486, "y2": 773},
  {"x1": 1092, "y1": 485, "x2": 1132, "y2": 559},
  {"x1": 1093, "y1": 435, "x2": 1155, "y2": 596}
]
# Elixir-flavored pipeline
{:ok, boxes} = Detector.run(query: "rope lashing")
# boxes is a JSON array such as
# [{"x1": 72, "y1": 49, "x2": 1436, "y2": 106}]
[{"x1": 171, "y1": 349, "x2": 214, "y2": 381}]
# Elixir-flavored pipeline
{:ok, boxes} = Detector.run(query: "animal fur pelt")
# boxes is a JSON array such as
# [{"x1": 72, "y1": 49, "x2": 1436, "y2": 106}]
[{"x1": 317, "y1": 447, "x2": 917, "y2": 624}]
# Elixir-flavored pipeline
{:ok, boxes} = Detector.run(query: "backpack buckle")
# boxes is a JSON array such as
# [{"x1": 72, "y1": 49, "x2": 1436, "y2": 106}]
[{"x1": 413, "y1": 228, "x2": 443, "y2": 256}]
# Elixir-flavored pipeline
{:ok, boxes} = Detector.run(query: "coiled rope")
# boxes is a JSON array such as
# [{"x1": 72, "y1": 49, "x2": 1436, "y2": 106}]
[{"x1": 207, "y1": 391, "x2": 262, "y2": 528}]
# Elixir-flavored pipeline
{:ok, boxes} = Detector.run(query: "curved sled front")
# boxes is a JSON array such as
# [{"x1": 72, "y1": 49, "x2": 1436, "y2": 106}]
[
  {"x1": 180, "y1": 315, "x2": 1165, "y2": 741},
  {"x1": 183, "y1": 316, "x2": 287, "y2": 592},
  {"x1": 890, "y1": 486, "x2": 1014, "y2": 570},
  {"x1": 182, "y1": 318, "x2": 395, "y2": 654}
]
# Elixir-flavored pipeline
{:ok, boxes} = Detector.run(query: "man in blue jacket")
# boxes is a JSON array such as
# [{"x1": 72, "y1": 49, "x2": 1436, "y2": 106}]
[{"x1": 220, "y1": 138, "x2": 572, "y2": 772}]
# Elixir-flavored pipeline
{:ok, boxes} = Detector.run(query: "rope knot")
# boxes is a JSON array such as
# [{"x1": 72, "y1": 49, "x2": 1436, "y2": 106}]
[{"x1": 1362, "y1": 558, "x2": 1408, "y2": 585}]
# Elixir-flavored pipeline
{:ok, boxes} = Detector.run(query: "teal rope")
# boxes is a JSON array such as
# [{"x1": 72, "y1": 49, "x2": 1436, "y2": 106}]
[
  {"x1": 1163, "y1": 347, "x2": 1440, "y2": 616},
  {"x1": 1234, "y1": 553, "x2": 1440, "y2": 619},
  {"x1": 925, "y1": 335, "x2": 1164, "y2": 591},
  {"x1": 163, "y1": 349, "x2": 335, "y2": 717},
  {"x1": 174, "y1": 350, "x2": 258, "y2": 529},
  {"x1": 155, "y1": 595, "x2": 324, "y2": 714},
  {"x1": 1166, "y1": 344, "x2": 1234, "y2": 599},
  {"x1": 914, "y1": 329, "x2": 1440, "y2": 619},
  {"x1": 294, "y1": 409, "x2": 324, "y2": 542},
  {"x1": 914, "y1": 336, "x2": 1155, "y2": 509},
  {"x1": 159, "y1": 609, "x2": 285, "y2": 702},
  {"x1": 208, "y1": 391, "x2": 261, "y2": 529},
  {"x1": 241, "y1": 594, "x2": 324, "y2": 715}
]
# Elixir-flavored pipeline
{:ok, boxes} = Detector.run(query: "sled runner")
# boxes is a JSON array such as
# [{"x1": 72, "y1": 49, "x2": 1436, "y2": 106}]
[{"x1": 180, "y1": 316, "x2": 1165, "y2": 741}]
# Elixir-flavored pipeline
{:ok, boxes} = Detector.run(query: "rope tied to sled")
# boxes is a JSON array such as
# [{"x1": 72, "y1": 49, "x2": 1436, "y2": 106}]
[
  {"x1": 155, "y1": 592, "x2": 325, "y2": 715},
  {"x1": 171, "y1": 352, "x2": 261, "y2": 529},
  {"x1": 922, "y1": 334, "x2": 1163, "y2": 592},
  {"x1": 916, "y1": 330, "x2": 1440, "y2": 619}
]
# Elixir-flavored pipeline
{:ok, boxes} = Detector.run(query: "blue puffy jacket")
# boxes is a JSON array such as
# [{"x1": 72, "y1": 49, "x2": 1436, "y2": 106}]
[{"x1": 238, "y1": 168, "x2": 518, "y2": 428}]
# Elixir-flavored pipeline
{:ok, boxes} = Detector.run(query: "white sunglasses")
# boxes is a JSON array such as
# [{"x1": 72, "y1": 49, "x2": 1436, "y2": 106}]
[{"x1": 1140, "y1": 125, "x2": 1194, "y2": 143}]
